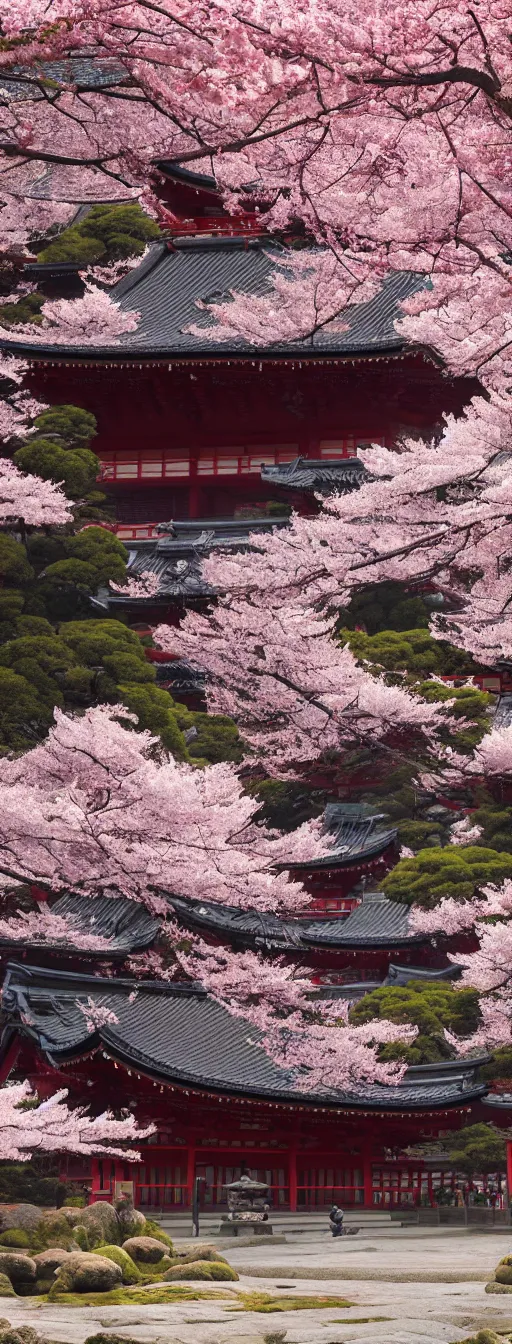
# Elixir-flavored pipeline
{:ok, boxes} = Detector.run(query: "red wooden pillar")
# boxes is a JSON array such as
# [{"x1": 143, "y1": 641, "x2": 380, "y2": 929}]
[
  {"x1": 363, "y1": 1141, "x2": 373, "y2": 1209},
  {"x1": 506, "y1": 1141, "x2": 512, "y2": 1207},
  {"x1": 288, "y1": 1144, "x2": 297, "y2": 1213},
  {"x1": 91, "y1": 1159, "x2": 102, "y2": 1202},
  {"x1": 186, "y1": 1141, "x2": 195, "y2": 1209},
  {"x1": 427, "y1": 1171, "x2": 434, "y2": 1208}
]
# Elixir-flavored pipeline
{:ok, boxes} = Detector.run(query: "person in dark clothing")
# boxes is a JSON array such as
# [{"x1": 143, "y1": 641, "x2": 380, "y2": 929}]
[{"x1": 329, "y1": 1204, "x2": 344, "y2": 1237}]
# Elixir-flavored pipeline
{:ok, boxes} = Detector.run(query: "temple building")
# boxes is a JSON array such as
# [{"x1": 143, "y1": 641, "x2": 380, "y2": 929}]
[
  {"x1": 0, "y1": 817, "x2": 500, "y2": 1214},
  {"x1": 0, "y1": 162, "x2": 507, "y2": 1213},
  {"x1": 10, "y1": 162, "x2": 478, "y2": 533}
]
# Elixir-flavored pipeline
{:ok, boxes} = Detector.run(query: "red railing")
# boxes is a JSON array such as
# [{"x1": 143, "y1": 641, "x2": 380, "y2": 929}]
[
  {"x1": 160, "y1": 212, "x2": 266, "y2": 239},
  {"x1": 98, "y1": 440, "x2": 367, "y2": 486}
]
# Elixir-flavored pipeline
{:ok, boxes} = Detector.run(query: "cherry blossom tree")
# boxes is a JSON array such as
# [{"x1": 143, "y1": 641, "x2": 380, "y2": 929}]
[
  {"x1": 0, "y1": 1081, "x2": 153, "y2": 1160},
  {"x1": 4, "y1": 283, "x2": 140, "y2": 348},
  {"x1": 0, "y1": 702, "x2": 416, "y2": 1089},
  {"x1": 0, "y1": 457, "x2": 71, "y2": 526},
  {"x1": 0, "y1": 702, "x2": 326, "y2": 908},
  {"x1": 175, "y1": 937, "x2": 416, "y2": 1088}
]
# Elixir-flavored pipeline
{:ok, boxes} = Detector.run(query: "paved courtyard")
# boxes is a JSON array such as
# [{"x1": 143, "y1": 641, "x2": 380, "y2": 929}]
[{"x1": 2, "y1": 1226, "x2": 512, "y2": 1343}]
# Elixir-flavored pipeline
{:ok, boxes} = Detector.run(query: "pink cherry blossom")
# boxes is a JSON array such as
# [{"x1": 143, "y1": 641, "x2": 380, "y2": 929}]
[
  {"x1": 0, "y1": 1081, "x2": 153, "y2": 1161},
  {"x1": 77, "y1": 996, "x2": 120, "y2": 1032}
]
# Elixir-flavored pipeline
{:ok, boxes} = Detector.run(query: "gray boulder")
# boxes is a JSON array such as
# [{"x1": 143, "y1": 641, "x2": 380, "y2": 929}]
[
  {"x1": 51, "y1": 1251, "x2": 123, "y2": 1294},
  {"x1": 79, "y1": 1203, "x2": 120, "y2": 1248},
  {"x1": 121, "y1": 1236, "x2": 165, "y2": 1264},
  {"x1": 0, "y1": 1254, "x2": 35, "y2": 1283},
  {"x1": 0, "y1": 1207, "x2": 40, "y2": 1235},
  {"x1": 33, "y1": 1249, "x2": 70, "y2": 1276}
]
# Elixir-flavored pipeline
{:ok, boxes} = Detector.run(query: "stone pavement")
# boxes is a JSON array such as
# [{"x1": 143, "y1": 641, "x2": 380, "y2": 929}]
[{"x1": 2, "y1": 1228, "x2": 512, "y2": 1343}]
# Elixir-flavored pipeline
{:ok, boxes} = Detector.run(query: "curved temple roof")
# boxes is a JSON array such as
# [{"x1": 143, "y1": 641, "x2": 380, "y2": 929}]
[
  {"x1": 0, "y1": 893, "x2": 159, "y2": 958},
  {"x1": 285, "y1": 803, "x2": 398, "y2": 872},
  {"x1": 1, "y1": 962, "x2": 487, "y2": 1112},
  {"x1": 167, "y1": 891, "x2": 423, "y2": 951},
  {"x1": 4, "y1": 242, "x2": 424, "y2": 359},
  {"x1": 261, "y1": 457, "x2": 368, "y2": 494}
]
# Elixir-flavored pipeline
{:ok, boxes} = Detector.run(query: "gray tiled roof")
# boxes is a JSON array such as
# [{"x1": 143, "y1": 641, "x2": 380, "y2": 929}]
[
  {"x1": 0, "y1": 893, "x2": 158, "y2": 957},
  {"x1": 261, "y1": 457, "x2": 368, "y2": 494},
  {"x1": 167, "y1": 891, "x2": 424, "y2": 951},
  {"x1": 495, "y1": 694, "x2": 512, "y2": 729},
  {"x1": 286, "y1": 803, "x2": 397, "y2": 871},
  {"x1": 1, "y1": 963, "x2": 487, "y2": 1111},
  {"x1": 100, "y1": 516, "x2": 290, "y2": 606},
  {"x1": 0, "y1": 59, "x2": 127, "y2": 102},
  {"x1": 4, "y1": 240, "x2": 424, "y2": 357}
]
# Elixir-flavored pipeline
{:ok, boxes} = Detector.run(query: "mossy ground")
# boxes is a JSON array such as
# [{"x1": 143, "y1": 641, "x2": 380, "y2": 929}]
[
  {"x1": 40, "y1": 1284, "x2": 352, "y2": 1311},
  {"x1": 227, "y1": 1290, "x2": 353, "y2": 1313},
  {"x1": 44, "y1": 1284, "x2": 238, "y2": 1306}
]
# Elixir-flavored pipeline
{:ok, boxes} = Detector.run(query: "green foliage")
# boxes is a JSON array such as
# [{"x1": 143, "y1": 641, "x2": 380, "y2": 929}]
[
  {"x1": 418, "y1": 681, "x2": 493, "y2": 751},
  {"x1": 0, "y1": 292, "x2": 44, "y2": 329},
  {"x1": 444, "y1": 1124, "x2": 506, "y2": 1175},
  {"x1": 14, "y1": 438, "x2": 99, "y2": 498},
  {"x1": 470, "y1": 792, "x2": 512, "y2": 854},
  {"x1": 33, "y1": 405, "x2": 97, "y2": 448},
  {"x1": 0, "y1": 1231, "x2": 30, "y2": 1248},
  {"x1": 0, "y1": 634, "x2": 77, "y2": 709},
  {"x1": 34, "y1": 532, "x2": 127, "y2": 620},
  {"x1": 248, "y1": 778, "x2": 325, "y2": 832},
  {"x1": 341, "y1": 626, "x2": 470, "y2": 677},
  {"x1": 382, "y1": 846, "x2": 512, "y2": 909},
  {"x1": 342, "y1": 582, "x2": 432, "y2": 634},
  {"x1": 0, "y1": 536, "x2": 34, "y2": 586},
  {"x1": 37, "y1": 204, "x2": 161, "y2": 265},
  {"x1": 0, "y1": 1162, "x2": 67, "y2": 1207},
  {"x1": 0, "y1": 666, "x2": 52, "y2": 750},
  {"x1": 118, "y1": 683, "x2": 189, "y2": 758},
  {"x1": 187, "y1": 712, "x2": 243, "y2": 764},
  {"x1": 349, "y1": 981, "x2": 481, "y2": 1065},
  {"x1": 480, "y1": 1047, "x2": 512, "y2": 1084}
]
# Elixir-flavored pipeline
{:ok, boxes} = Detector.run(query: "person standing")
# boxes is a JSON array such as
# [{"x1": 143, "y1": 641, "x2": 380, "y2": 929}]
[{"x1": 329, "y1": 1204, "x2": 344, "y2": 1237}]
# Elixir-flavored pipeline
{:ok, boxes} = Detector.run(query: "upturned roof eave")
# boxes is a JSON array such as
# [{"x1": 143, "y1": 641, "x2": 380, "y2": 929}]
[{"x1": 0, "y1": 338, "x2": 412, "y2": 364}]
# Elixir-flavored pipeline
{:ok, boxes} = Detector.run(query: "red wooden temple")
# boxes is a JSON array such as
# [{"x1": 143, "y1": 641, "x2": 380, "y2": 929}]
[{"x1": 0, "y1": 165, "x2": 509, "y2": 1212}]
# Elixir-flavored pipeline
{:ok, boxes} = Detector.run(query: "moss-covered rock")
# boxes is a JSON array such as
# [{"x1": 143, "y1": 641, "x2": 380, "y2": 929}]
[
  {"x1": 35, "y1": 1279, "x2": 53, "y2": 1295},
  {"x1": 163, "y1": 1259, "x2": 238, "y2": 1282},
  {"x1": 140, "y1": 1219, "x2": 173, "y2": 1249},
  {"x1": 0, "y1": 1207, "x2": 40, "y2": 1236},
  {"x1": 32, "y1": 1210, "x2": 76, "y2": 1250},
  {"x1": 114, "y1": 1199, "x2": 145, "y2": 1241},
  {"x1": 0, "y1": 1274, "x2": 16, "y2": 1297},
  {"x1": 485, "y1": 1281, "x2": 512, "y2": 1293},
  {"x1": 0, "y1": 1254, "x2": 35, "y2": 1283},
  {"x1": 60, "y1": 1207, "x2": 85, "y2": 1226},
  {"x1": 33, "y1": 1248, "x2": 70, "y2": 1276},
  {"x1": 85, "y1": 1336, "x2": 144, "y2": 1344},
  {"x1": 121, "y1": 1236, "x2": 165, "y2": 1264},
  {"x1": 72, "y1": 1225, "x2": 89, "y2": 1251},
  {"x1": 175, "y1": 1248, "x2": 228, "y2": 1265},
  {"x1": 458, "y1": 1333, "x2": 504, "y2": 1344},
  {"x1": 495, "y1": 1262, "x2": 512, "y2": 1285},
  {"x1": 49, "y1": 1251, "x2": 123, "y2": 1297},
  {"x1": 91, "y1": 1245, "x2": 141, "y2": 1285},
  {"x1": 0, "y1": 1231, "x2": 30, "y2": 1249},
  {"x1": 0, "y1": 1330, "x2": 41, "y2": 1344},
  {"x1": 80, "y1": 1202, "x2": 120, "y2": 1248}
]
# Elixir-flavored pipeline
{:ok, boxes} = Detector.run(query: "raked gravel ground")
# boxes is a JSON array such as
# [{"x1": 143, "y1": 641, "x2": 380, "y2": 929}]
[{"x1": 2, "y1": 1227, "x2": 512, "y2": 1343}]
